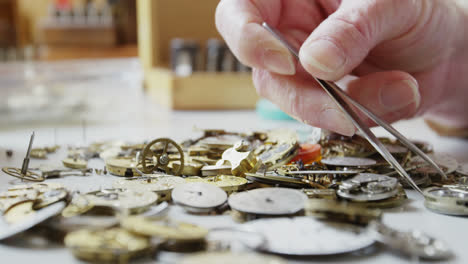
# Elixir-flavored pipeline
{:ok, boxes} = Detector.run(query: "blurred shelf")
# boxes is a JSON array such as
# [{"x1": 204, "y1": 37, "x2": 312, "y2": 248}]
[
  {"x1": 38, "y1": 44, "x2": 138, "y2": 61},
  {"x1": 137, "y1": 0, "x2": 257, "y2": 110},
  {"x1": 39, "y1": 23, "x2": 117, "y2": 46}
]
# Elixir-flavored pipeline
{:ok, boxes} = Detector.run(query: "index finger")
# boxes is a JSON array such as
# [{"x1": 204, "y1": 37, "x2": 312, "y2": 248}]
[{"x1": 215, "y1": 0, "x2": 296, "y2": 75}]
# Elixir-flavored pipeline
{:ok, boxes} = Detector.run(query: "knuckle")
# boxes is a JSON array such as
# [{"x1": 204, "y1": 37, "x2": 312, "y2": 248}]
[{"x1": 331, "y1": 15, "x2": 370, "y2": 45}]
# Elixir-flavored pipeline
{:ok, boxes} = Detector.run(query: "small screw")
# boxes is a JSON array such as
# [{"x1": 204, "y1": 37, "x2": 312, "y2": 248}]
[{"x1": 6, "y1": 149, "x2": 13, "y2": 157}]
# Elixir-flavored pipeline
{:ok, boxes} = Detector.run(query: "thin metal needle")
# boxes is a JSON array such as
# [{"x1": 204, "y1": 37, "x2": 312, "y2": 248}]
[
  {"x1": 21, "y1": 132, "x2": 35, "y2": 175},
  {"x1": 262, "y1": 22, "x2": 426, "y2": 194}
]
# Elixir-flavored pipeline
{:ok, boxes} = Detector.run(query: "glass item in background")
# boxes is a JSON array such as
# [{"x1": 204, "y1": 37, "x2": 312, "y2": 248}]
[
  {"x1": 0, "y1": 58, "x2": 145, "y2": 127},
  {"x1": 220, "y1": 49, "x2": 236, "y2": 72},
  {"x1": 206, "y1": 38, "x2": 225, "y2": 72},
  {"x1": 170, "y1": 39, "x2": 201, "y2": 77},
  {"x1": 170, "y1": 38, "x2": 251, "y2": 76},
  {"x1": 46, "y1": 0, "x2": 113, "y2": 26}
]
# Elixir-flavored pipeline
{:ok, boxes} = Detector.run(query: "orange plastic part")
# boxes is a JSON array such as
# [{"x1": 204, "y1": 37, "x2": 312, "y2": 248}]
[{"x1": 290, "y1": 143, "x2": 322, "y2": 164}]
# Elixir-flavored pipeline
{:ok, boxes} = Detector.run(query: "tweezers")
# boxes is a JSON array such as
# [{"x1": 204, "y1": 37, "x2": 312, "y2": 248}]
[{"x1": 262, "y1": 22, "x2": 446, "y2": 195}]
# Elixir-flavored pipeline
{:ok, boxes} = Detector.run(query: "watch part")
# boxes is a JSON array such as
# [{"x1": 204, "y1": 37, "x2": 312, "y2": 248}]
[
  {"x1": 2, "y1": 167, "x2": 43, "y2": 182},
  {"x1": 0, "y1": 201, "x2": 65, "y2": 240},
  {"x1": 245, "y1": 172, "x2": 309, "y2": 188},
  {"x1": 241, "y1": 217, "x2": 375, "y2": 256},
  {"x1": 105, "y1": 157, "x2": 141, "y2": 177},
  {"x1": 185, "y1": 175, "x2": 248, "y2": 193},
  {"x1": 408, "y1": 153, "x2": 458, "y2": 175},
  {"x1": 201, "y1": 164, "x2": 232, "y2": 176},
  {"x1": 216, "y1": 141, "x2": 260, "y2": 176},
  {"x1": 169, "y1": 161, "x2": 203, "y2": 176},
  {"x1": 337, "y1": 173, "x2": 400, "y2": 202},
  {"x1": 228, "y1": 187, "x2": 307, "y2": 216},
  {"x1": 302, "y1": 189, "x2": 337, "y2": 200},
  {"x1": 455, "y1": 163, "x2": 468, "y2": 176},
  {"x1": 62, "y1": 194, "x2": 95, "y2": 218},
  {"x1": 84, "y1": 188, "x2": 158, "y2": 213},
  {"x1": 321, "y1": 157, "x2": 377, "y2": 167},
  {"x1": 171, "y1": 182, "x2": 227, "y2": 213},
  {"x1": 424, "y1": 187, "x2": 468, "y2": 215},
  {"x1": 113, "y1": 176, "x2": 185, "y2": 202},
  {"x1": 121, "y1": 216, "x2": 208, "y2": 242},
  {"x1": 370, "y1": 221, "x2": 453, "y2": 260},
  {"x1": 305, "y1": 199, "x2": 382, "y2": 225},
  {"x1": 62, "y1": 158, "x2": 88, "y2": 169},
  {"x1": 64, "y1": 228, "x2": 150, "y2": 263},
  {"x1": 141, "y1": 138, "x2": 185, "y2": 175},
  {"x1": 350, "y1": 187, "x2": 408, "y2": 209}
]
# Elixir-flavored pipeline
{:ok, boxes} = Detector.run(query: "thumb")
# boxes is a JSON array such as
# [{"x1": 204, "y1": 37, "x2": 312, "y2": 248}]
[{"x1": 299, "y1": 0, "x2": 423, "y2": 81}]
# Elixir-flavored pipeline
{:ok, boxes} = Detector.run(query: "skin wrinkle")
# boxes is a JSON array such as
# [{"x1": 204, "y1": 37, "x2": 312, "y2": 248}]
[
  {"x1": 247, "y1": 0, "x2": 280, "y2": 26},
  {"x1": 216, "y1": 0, "x2": 468, "y2": 133},
  {"x1": 379, "y1": 0, "x2": 425, "y2": 43},
  {"x1": 368, "y1": 1, "x2": 451, "y2": 71},
  {"x1": 300, "y1": 11, "x2": 373, "y2": 80},
  {"x1": 330, "y1": 10, "x2": 372, "y2": 45},
  {"x1": 413, "y1": 63, "x2": 450, "y2": 117},
  {"x1": 324, "y1": 17, "x2": 369, "y2": 71},
  {"x1": 372, "y1": 0, "x2": 421, "y2": 42},
  {"x1": 313, "y1": 0, "x2": 329, "y2": 21},
  {"x1": 279, "y1": 0, "x2": 325, "y2": 31},
  {"x1": 318, "y1": 0, "x2": 341, "y2": 14}
]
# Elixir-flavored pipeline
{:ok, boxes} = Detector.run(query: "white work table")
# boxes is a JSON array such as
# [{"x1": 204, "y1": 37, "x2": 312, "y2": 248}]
[{"x1": 0, "y1": 58, "x2": 467, "y2": 264}]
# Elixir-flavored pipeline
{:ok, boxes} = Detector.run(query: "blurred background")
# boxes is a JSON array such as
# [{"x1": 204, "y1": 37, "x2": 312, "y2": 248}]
[
  {"x1": 0, "y1": 0, "x2": 137, "y2": 61},
  {"x1": 0, "y1": 0, "x2": 289, "y2": 130}
]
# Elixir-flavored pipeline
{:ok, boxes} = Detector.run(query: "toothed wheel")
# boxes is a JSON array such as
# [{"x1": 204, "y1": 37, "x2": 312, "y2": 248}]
[{"x1": 141, "y1": 138, "x2": 184, "y2": 175}]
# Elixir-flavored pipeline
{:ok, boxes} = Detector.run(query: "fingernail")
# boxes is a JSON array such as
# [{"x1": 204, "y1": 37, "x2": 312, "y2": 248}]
[
  {"x1": 380, "y1": 79, "x2": 421, "y2": 111},
  {"x1": 263, "y1": 49, "x2": 296, "y2": 75},
  {"x1": 319, "y1": 108, "x2": 355, "y2": 136},
  {"x1": 300, "y1": 39, "x2": 346, "y2": 73}
]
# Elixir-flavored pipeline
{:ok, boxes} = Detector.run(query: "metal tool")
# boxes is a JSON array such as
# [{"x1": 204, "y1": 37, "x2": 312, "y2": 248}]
[
  {"x1": 2, "y1": 132, "x2": 41, "y2": 181},
  {"x1": 21, "y1": 132, "x2": 35, "y2": 175},
  {"x1": 262, "y1": 22, "x2": 447, "y2": 195}
]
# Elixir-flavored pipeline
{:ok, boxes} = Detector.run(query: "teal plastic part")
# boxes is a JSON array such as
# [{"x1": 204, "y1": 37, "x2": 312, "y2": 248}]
[{"x1": 256, "y1": 99, "x2": 295, "y2": 121}]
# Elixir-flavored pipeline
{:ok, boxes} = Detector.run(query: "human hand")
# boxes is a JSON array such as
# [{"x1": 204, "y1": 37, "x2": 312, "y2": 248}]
[{"x1": 216, "y1": 0, "x2": 468, "y2": 135}]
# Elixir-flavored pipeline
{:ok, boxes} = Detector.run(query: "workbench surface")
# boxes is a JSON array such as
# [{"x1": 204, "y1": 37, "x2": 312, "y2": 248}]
[{"x1": 0, "y1": 58, "x2": 467, "y2": 264}]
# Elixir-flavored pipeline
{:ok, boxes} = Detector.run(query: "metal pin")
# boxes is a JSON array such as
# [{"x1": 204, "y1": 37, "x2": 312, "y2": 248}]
[{"x1": 21, "y1": 132, "x2": 35, "y2": 175}]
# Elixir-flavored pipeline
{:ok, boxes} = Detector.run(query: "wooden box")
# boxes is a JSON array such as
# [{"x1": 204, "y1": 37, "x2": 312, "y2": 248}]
[
  {"x1": 39, "y1": 24, "x2": 117, "y2": 46},
  {"x1": 137, "y1": 0, "x2": 258, "y2": 109}
]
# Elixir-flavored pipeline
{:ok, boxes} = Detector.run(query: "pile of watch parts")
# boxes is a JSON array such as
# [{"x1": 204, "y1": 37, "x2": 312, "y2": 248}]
[{"x1": 1, "y1": 129, "x2": 466, "y2": 263}]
